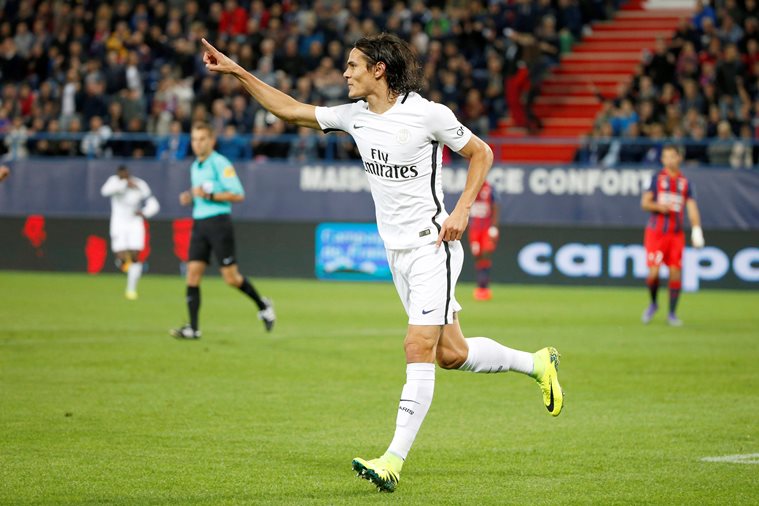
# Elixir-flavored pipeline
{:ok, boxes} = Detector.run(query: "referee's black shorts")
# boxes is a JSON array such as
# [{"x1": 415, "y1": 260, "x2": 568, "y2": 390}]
[{"x1": 188, "y1": 214, "x2": 238, "y2": 266}]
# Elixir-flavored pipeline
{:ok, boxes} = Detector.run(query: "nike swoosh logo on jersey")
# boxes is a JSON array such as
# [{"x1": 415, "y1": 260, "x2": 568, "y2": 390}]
[
  {"x1": 353, "y1": 124, "x2": 364, "y2": 129},
  {"x1": 421, "y1": 309, "x2": 436, "y2": 315}
]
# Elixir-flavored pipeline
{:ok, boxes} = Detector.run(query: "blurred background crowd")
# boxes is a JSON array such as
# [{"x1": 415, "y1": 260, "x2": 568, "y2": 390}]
[
  {"x1": 0, "y1": 0, "x2": 757, "y2": 166},
  {"x1": 577, "y1": 0, "x2": 759, "y2": 167}
]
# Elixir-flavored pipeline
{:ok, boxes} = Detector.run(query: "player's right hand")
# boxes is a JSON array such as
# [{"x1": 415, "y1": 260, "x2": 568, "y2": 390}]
[
  {"x1": 201, "y1": 38, "x2": 239, "y2": 74},
  {"x1": 179, "y1": 191, "x2": 192, "y2": 206}
]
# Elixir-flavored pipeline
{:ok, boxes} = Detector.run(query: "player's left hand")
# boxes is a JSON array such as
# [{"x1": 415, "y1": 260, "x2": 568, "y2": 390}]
[
  {"x1": 436, "y1": 208, "x2": 469, "y2": 247},
  {"x1": 691, "y1": 226, "x2": 705, "y2": 248},
  {"x1": 488, "y1": 226, "x2": 499, "y2": 239}
]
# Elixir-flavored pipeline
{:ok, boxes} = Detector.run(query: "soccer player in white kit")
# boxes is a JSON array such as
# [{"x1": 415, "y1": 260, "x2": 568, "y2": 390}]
[
  {"x1": 101, "y1": 165, "x2": 160, "y2": 300},
  {"x1": 201, "y1": 33, "x2": 564, "y2": 492}
]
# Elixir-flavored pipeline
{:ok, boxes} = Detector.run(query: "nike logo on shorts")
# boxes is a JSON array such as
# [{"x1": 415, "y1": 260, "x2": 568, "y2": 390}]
[
  {"x1": 222, "y1": 256, "x2": 235, "y2": 265},
  {"x1": 421, "y1": 309, "x2": 436, "y2": 315}
]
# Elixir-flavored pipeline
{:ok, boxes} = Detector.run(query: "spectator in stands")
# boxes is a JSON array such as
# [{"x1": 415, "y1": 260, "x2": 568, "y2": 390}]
[
  {"x1": 81, "y1": 80, "x2": 109, "y2": 126},
  {"x1": 3, "y1": 116, "x2": 30, "y2": 160},
  {"x1": 730, "y1": 123, "x2": 757, "y2": 168},
  {"x1": 684, "y1": 122, "x2": 710, "y2": 165},
  {"x1": 289, "y1": 126, "x2": 319, "y2": 162},
  {"x1": 107, "y1": 101, "x2": 126, "y2": 134},
  {"x1": 646, "y1": 37, "x2": 677, "y2": 87},
  {"x1": 461, "y1": 88, "x2": 490, "y2": 138},
  {"x1": 0, "y1": 38, "x2": 26, "y2": 83},
  {"x1": 217, "y1": 124, "x2": 249, "y2": 161},
  {"x1": 708, "y1": 120, "x2": 737, "y2": 165},
  {"x1": 219, "y1": 0, "x2": 249, "y2": 40},
  {"x1": 680, "y1": 79, "x2": 705, "y2": 115},
  {"x1": 611, "y1": 99, "x2": 639, "y2": 136},
  {"x1": 557, "y1": 0, "x2": 584, "y2": 40},
  {"x1": 58, "y1": 117, "x2": 83, "y2": 157},
  {"x1": 716, "y1": 44, "x2": 745, "y2": 101},
  {"x1": 619, "y1": 122, "x2": 646, "y2": 164},
  {"x1": 31, "y1": 118, "x2": 63, "y2": 157},
  {"x1": 81, "y1": 115, "x2": 112, "y2": 158},
  {"x1": 156, "y1": 120, "x2": 190, "y2": 161},
  {"x1": 676, "y1": 41, "x2": 700, "y2": 80},
  {"x1": 693, "y1": 0, "x2": 718, "y2": 32}
]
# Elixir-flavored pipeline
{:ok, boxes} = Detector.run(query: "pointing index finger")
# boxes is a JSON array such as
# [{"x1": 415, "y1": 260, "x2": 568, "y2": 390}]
[{"x1": 201, "y1": 38, "x2": 218, "y2": 53}]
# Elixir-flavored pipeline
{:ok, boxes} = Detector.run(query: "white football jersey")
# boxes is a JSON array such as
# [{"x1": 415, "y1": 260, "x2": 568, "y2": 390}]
[
  {"x1": 100, "y1": 175, "x2": 159, "y2": 230},
  {"x1": 315, "y1": 92, "x2": 472, "y2": 249}
]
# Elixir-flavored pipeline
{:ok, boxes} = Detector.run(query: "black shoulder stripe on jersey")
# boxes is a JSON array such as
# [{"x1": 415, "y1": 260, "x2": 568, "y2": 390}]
[
  {"x1": 323, "y1": 128, "x2": 345, "y2": 134},
  {"x1": 401, "y1": 93, "x2": 410, "y2": 104}
]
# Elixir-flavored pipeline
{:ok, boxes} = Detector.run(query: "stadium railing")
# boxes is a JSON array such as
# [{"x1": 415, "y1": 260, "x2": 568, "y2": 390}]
[{"x1": 1, "y1": 132, "x2": 757, "y2": 168}]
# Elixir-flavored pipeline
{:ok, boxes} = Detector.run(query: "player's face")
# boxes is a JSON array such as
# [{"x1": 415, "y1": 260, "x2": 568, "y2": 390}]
[
  {"x1": 191, "y1": 128, "x2": 215, "y2": 159},
  {"x1": 343, "y1": 48, "x2": 377, "y2": 99},
  {"x1": 661, "y1": 148, "x2": 681, "y2": 170}
]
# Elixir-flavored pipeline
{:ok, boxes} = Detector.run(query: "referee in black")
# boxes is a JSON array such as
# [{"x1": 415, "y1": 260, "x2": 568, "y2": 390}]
[{"x1": 171, "y1": 122, "x2": 275, "y2": 339}]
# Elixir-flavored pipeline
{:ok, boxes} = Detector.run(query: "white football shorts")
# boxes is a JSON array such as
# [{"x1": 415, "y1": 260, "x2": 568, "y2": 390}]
[
  {"x1": 110, "y1": 220, "x2": 145, "y2": 252},
  {"x1": 387, "y1": 240, "x2": 463, "y2": 326}
]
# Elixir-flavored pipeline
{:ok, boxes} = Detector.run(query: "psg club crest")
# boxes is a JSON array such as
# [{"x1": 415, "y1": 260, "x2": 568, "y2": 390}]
[{"x1": 395, "y1": 128, "x2": 410, "y2": 145}]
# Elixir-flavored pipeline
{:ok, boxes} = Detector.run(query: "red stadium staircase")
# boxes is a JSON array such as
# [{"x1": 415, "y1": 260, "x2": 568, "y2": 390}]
[{"x1": 493, "y1": 0, "x2": 693, "y2": 163}]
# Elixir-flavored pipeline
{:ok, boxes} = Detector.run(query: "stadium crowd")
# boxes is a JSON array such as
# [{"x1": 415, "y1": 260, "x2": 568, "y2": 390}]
[
  {"x1": 578, "y1": 0, "x2": 759, "y2": 168},
  {"x1": 0, "y1": 0, "x2": 615, "y2": 161},
  {"x1": 1, "y1": 0, "x2": 755, "y2": 167}
]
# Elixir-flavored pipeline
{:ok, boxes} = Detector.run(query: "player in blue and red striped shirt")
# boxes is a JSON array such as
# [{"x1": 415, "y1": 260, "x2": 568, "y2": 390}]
[{"x1": 641, "y1": 145, "x2": 705, "y2": 326}]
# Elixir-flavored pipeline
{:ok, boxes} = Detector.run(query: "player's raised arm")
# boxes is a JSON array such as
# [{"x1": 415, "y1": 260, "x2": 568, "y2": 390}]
[
  {"x1": 436, "y1": 135, "x2": 494, "y2": 247},
  {"x1": 201, "y1": 38, "x2": 320, "y2": 130}
]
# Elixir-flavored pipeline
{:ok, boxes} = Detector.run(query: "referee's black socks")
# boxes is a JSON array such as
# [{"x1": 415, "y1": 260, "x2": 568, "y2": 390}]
[
  {"x1": 187, "y1": 285, "x2": 200, "y2": 331},
  {"x1": 238, "y1": 277, "x2": 266, "y2": 310}
]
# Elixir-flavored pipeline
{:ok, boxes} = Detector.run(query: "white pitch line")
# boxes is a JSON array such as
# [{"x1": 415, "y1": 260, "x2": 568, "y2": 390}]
[{"x1": 700, "y1": 453, "x2": 759, "y2": 465}]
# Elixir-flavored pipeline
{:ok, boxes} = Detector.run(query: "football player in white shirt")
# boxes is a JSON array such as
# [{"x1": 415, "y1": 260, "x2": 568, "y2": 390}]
[
  {"x1": 201, "y1": 33, "x2": 564, "y2": 492},
  {"x1": 101, "y1": 165, "x2": 160, "y2": 300}
]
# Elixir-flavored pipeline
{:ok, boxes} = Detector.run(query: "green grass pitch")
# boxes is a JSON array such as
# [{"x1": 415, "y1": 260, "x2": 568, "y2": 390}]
[{"x1": 1, "y1": 271, "x2": 758, "y2": 505}]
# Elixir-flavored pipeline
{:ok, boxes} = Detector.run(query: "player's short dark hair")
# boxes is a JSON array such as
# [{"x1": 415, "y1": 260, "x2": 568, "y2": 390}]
[
  {"x1": 662, "y1": 144, "x2": 684, "y2": 156},
  {"x1": 116, "y1": 165, "x2": 128, "y2": 173},
  {"x1": 354, "y1": 33, "x2": 423, "y2": 97},
  {"x1": 192, "y1": 121, "x2": 214, "y2": 136}
]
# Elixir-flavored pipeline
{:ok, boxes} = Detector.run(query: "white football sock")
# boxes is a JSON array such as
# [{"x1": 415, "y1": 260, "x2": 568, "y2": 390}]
[
  {"x1": 127, "y1": 262, "x2": 143, "y2": 293},
  {"x1": 386, "y1": 362, "x2": 435, "y2": 461},
  {"x1": 458, "y1": 337, "x2": 534, "y2": 375}
]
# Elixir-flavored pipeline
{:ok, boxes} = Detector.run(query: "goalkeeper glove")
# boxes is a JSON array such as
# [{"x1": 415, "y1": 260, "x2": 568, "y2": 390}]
[{"x1": 691, "y1": 226, "x2": 705, "y2": 248}]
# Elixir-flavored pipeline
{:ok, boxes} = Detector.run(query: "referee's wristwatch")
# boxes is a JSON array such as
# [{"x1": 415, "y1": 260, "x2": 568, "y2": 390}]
[{"x1": 206, "y1": 192, "x2": 215, "y2": 201}]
